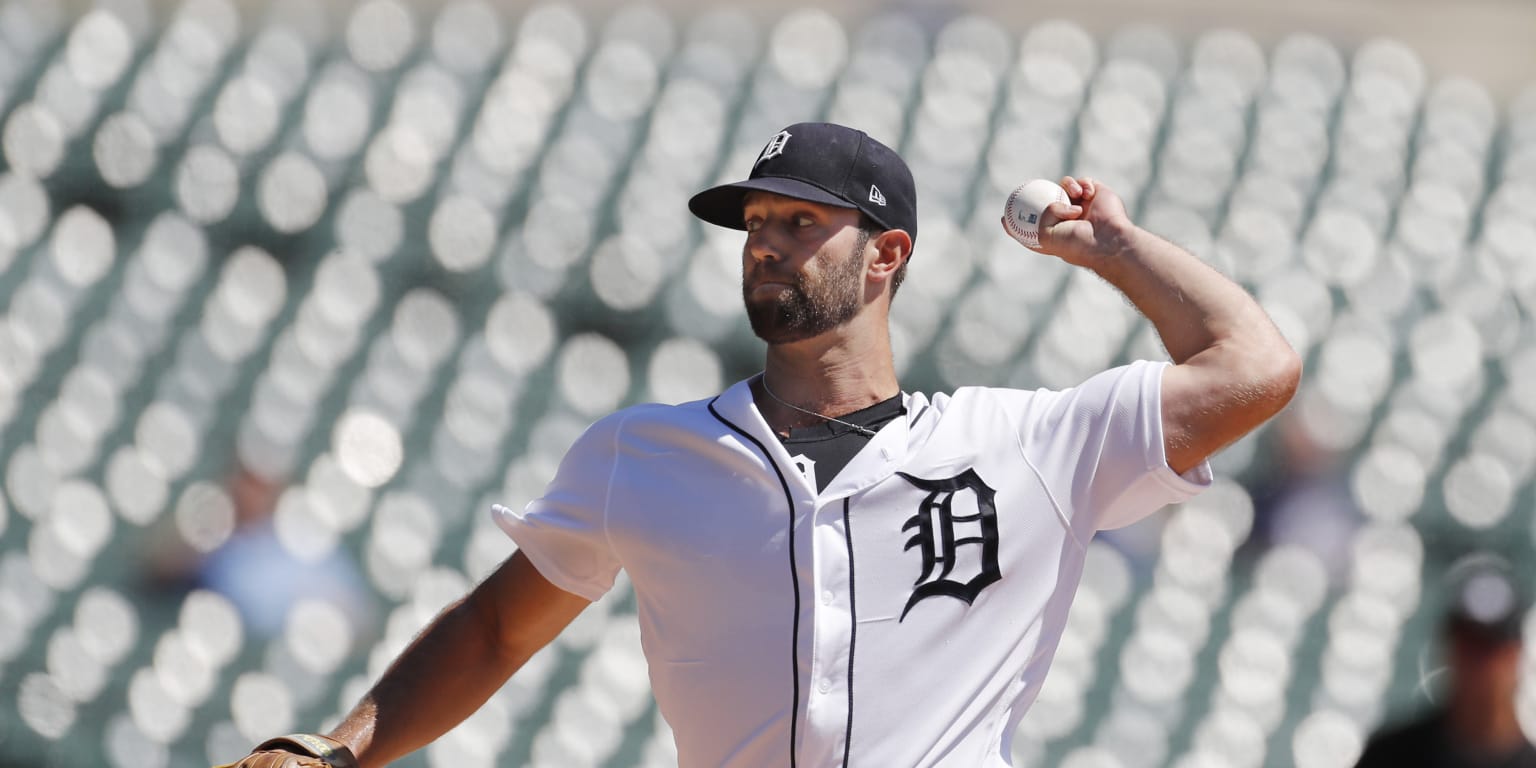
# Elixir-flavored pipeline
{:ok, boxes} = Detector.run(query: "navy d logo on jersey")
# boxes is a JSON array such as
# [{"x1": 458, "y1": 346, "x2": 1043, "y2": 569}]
[
  {"x1": 755, "y1": 130, "x2": 791, "y2": 167},
  {"x1": 896, "y1": 469, "x2": 1002, "y2": 621}
]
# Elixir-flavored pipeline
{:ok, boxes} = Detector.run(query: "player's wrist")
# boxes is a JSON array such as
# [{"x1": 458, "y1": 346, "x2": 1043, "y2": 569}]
[
  {"x1": 1080, "y1": 220, "x2": 1146, "y2": 269},
  {"x1": 251, "y1": 733, "x2": 361, "y2": 768}
]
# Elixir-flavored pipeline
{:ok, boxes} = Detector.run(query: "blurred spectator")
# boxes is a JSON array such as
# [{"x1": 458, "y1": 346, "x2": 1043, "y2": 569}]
[
  {"x1": 151, "y1": 462, "x2": 375, "y2": 639},
  {"x1": 1355, "y1": 558, "x2": 1536, "y2": 768},
  {"x1": 1246, "y1": 408, "x2": 1362, "y2": 584}
]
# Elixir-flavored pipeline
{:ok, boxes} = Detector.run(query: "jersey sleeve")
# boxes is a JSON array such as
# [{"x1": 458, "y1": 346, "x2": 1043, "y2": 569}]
[
  {"x1": 491, "y1": 413, "x2": 625, "y2": 601},
  {"x1": 1009, "y1": 359, "x2": 1211, "y2": 531}
]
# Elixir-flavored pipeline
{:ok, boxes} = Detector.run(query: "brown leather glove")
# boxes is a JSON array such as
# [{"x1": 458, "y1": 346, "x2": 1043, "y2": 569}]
[
  {"x1": 219, "y1": 752, "x2": 329, "y2": 768},
  {"x1": 214, "y1": 734, "x2": 360, "y2": 768}
]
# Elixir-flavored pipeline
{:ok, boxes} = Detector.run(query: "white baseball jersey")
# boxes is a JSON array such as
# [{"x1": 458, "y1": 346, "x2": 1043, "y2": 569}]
[{"x1": 494, "y1": 359, "x2": 1210, "y2": 767}]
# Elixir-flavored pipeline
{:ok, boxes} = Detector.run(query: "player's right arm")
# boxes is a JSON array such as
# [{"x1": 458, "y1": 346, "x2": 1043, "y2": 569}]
[
  {"x1": 228, "y1": 552, "x2": 588, "y2": 767},
  {"x1": 326, "y1": 551, "x2": 589, "y2": 766},
  {"x1": 1034, "y1": 177, "x2": 1301, "y2": 475},
  {"x1": 230, "y1": 413, "x2": 625, "y2": 767}
]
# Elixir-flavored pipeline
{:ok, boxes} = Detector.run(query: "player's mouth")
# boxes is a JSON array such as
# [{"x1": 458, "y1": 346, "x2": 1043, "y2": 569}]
[{"x1": 748, "y1": 276, "x2": 797, "y2": 293}]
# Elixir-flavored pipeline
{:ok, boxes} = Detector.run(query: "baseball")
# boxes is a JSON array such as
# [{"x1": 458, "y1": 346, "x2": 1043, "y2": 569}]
[{"x1": 1003, "y1": 179, "x2": 1069, "y2": 250}]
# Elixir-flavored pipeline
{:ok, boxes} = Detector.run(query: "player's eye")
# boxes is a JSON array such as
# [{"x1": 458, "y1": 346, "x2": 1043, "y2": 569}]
[
  {"x1": 794, "y1": 214, "x2": 815, "y2": 227},
  {"x1": 743, "y1": 217, "x2": 762, "y2": 232}
]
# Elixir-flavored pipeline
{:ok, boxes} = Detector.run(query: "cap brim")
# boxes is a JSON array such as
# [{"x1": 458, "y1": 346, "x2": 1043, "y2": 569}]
[{"x1": 688, "y1": 177, "x2": 856, "y2": 231}]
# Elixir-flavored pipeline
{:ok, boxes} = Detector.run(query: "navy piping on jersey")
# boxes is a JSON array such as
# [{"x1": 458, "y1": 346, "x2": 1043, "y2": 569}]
[
  {"x1": 842, "y1": 497, "x2": 856, "y2": 768},
  {"x1": 707, "y1": 398, "x2": 801, "y2": 768},
  {"x1": 910, "y1": 403, "x2": 931, "y2": 427}
]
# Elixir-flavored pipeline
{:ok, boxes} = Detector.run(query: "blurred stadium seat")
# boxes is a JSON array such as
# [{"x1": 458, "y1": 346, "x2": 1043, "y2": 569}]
[{"x1": 0, "y1": 1, "x2": 1534, "y2": 766}]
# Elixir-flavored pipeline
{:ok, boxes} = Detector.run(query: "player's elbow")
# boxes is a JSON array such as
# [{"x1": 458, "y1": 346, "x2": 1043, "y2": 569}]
[
  {"x1": 1274, "y1": 344, "x2": 1303, "y2": 403},
  {"x1": 460, "y1": 588, "x2": 530, "y2": 670},
  {"x1": 1243, "y1": 333, "x2": 1303, "y2": 422},
  {"x1": 1193, "y1": 330, "x2": 1302, "y2": 427},
  {"x1": 1165, "y1": 331, "x2": 1301, "y2": 472}
]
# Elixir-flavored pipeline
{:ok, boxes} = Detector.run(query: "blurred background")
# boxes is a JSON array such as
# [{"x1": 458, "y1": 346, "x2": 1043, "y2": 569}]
[{"x1": 0, "y1": 0, "x2": 1534, "y2": 765}]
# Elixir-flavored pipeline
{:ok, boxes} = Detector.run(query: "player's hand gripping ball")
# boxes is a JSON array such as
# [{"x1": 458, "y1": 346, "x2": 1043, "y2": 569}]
[{"x1": 1002, "y1": 179, "x2": 1070, "y2": 251}]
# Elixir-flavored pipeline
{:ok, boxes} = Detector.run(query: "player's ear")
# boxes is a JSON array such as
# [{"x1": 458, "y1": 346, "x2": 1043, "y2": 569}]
[{"x1": 868, "y1": 229, "x2": 911, "y2": 282}]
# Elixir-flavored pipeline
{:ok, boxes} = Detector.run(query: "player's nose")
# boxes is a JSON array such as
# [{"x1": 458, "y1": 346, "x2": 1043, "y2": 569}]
[{"x1": 744, "y1": 227, "x2": 783, "y2": 263}]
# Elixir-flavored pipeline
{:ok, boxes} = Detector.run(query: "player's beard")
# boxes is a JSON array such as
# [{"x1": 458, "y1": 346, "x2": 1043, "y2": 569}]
[{"x1": 743, "y1": 229, "x2": 869, "y2": 345}]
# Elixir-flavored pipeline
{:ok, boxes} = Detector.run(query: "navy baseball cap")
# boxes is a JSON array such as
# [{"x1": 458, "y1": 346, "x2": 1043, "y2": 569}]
[{"x1": 688, "y1": 122, "x2": 918, "y2": 244}]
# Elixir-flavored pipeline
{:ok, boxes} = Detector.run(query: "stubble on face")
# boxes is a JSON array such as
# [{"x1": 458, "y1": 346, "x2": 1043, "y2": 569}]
[{"x1": 744, "y1": 228, "x2": 870, "y2": 344}]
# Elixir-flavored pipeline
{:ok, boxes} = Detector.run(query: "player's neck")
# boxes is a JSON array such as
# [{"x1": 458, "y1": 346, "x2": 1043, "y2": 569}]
[{"x1": 760, "y1": 324, "x2": 899, "y2": 419}]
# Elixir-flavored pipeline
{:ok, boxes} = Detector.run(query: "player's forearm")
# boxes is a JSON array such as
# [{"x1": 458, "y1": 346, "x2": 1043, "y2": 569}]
[
  {"x1": 326, "y1": 596, "x2": 524, "y2": 767},
  {"x1": 1088, "y1": 223, "x2": 1293, "y2": 373}
]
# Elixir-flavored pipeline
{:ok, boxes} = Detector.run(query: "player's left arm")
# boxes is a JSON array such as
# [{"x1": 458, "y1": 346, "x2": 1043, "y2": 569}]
[{"x1": 1033, "y1": 176, "x2": 1302, "y2": 475}]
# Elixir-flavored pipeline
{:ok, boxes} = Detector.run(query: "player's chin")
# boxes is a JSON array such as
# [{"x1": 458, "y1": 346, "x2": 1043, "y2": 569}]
[
  {"x1": 749, "y1": 320, "x2": 815, "y2": 345},
  {"x1": 746, "y1": 304, "x2": 811, "y2": 344},
  {"x1": 743, "y1": 282, "x2": 802, "y2": 315}
]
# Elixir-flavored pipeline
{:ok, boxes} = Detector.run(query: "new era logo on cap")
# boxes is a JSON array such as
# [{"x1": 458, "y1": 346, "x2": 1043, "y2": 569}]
[{"x1": 687, "y1": 122, "x2": 918, "y2": 247}]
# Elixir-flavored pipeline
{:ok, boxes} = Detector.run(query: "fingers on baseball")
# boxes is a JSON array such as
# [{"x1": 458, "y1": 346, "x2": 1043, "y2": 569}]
[
  {"x1": 1059, "y1": 176, "x2": 1097, "y2": 204},
  {"x1": 1037, "y1": 201, "x2": 1082, "y2": 230}
]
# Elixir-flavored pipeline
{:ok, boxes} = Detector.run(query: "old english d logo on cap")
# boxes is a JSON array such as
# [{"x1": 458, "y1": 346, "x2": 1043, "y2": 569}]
[{"x1": 756, "y1": 130, "x2": 791, "y2": 167}]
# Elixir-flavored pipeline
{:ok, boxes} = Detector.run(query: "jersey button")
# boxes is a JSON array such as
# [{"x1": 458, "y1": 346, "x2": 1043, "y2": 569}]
[
  {"x1": 819, "y1": 679, "x2": 832, "y2": 694},
  {"x1": 821, "y1": 590, "x2": 834, "y2": 605}
]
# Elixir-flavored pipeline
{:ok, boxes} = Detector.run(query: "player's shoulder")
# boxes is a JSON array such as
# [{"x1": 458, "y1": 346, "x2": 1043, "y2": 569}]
[
  {"x1": 917, "y1": 384, "x2": 1043, "y2": 413},
  {"x1": 593, "y1": 396, "x2": 725, "y2": 437},
  {"x1": 563, "y1": 398, "x2": 719, "y2": 459},
  {"x1": 913, "y1": 360, "x2": 1165, "y2": 422},
  {"x1": 905, "y1": 386, "x2": 1040, "y2": 433},
  {"x1": 935, "y1": 361, "x2": 1166, "y2": 406},
  {"x1": 627, "y1": 395, "x2": 721, "y2": 421}
]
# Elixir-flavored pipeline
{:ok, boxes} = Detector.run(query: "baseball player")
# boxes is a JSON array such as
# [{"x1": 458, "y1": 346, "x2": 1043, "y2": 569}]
[{"x1": 227, "y1": 122, "x2": 1300, "y2": 767}]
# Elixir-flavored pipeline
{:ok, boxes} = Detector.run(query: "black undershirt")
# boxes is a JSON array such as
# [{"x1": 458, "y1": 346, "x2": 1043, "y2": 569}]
[{"x1": 777, "y1": 394, "x2": 906, "y2": 493}]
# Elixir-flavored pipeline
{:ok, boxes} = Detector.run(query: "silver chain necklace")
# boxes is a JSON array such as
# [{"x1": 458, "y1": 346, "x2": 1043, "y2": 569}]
[{"x1": 760, "y1": 376, "x2": 878, "y2": 438}]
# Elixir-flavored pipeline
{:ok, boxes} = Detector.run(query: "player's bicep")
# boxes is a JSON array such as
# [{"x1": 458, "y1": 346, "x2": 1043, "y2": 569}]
[{"x1": 468, "y1": 550, "x2": 590, "y2": 667}]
